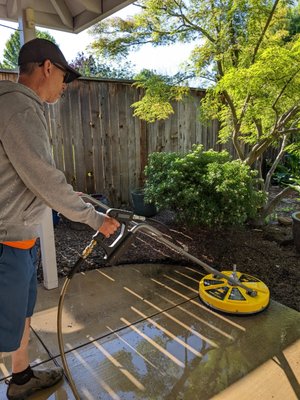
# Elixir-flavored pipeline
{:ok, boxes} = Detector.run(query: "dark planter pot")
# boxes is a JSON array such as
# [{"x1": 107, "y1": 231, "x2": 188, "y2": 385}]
[
  {"x1": 131, "y1": 189, "x2": 157, "y2": 217},
  {"x1": 292, "y1": 212, "x2": 300, "y2": 253}
]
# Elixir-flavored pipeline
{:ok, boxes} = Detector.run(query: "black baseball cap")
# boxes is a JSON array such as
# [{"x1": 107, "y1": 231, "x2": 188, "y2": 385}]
[{"x1": 18, "y1": 38, "x2": 81, "y2": 83}]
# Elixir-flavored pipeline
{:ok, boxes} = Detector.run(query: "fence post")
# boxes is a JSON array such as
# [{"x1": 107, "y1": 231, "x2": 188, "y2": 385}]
[{"x1": 139, "y1": 118, "x2": 147, "y2": 187}]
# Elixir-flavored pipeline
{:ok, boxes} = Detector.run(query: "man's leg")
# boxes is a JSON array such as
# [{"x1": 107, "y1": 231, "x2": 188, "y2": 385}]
[
  {"x1": 11, "y1": 318, "x2": 31, "y2": 373},
  {"x1": 3, "y1": 246, "x2": 63, "y2": 399}
]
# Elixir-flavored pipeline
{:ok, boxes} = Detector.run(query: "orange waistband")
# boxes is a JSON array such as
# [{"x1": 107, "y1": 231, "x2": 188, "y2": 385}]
[{"x1": 2, "y1": 239, "x2": 37, "y2": 249}]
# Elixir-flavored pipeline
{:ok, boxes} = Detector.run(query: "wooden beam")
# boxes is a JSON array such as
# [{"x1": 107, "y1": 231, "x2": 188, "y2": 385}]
[
  {"x1": 17, "y1": 0, "x2": 36, "y2": 45},
  {"x1": 76, "y1": 0, "x2": 102, "y2": 14},
  {"x1": 102, "y1": 0, "x2": 132, "y2": 14},
  {"x1": 35, "y1": 11, "x2": 73, "y2": 32},
  {"x1": 50, "y1": 0, "x2": 73, "y2": 29},
  {"x1": 73, "y1": 0, "x2": 135, "y2": 33},
  {"x1": 7, "y1": 0, "x2": 17, "y2": 18}
]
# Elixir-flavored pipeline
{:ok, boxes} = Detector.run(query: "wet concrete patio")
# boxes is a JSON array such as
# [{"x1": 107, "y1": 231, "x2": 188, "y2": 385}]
[{"x1": 0, "y1": 263, "x2": 300, "y2": 399}]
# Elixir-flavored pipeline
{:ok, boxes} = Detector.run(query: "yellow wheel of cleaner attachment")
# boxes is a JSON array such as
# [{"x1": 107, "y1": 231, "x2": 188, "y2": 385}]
[{"x1": 199, "y1": 271, "x2": 270, "y2": 314}]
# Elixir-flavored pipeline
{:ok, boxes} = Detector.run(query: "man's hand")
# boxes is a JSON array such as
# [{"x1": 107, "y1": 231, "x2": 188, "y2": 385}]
[{"x1": 98, "y1": 215, "x2": 120, "y2": 238}]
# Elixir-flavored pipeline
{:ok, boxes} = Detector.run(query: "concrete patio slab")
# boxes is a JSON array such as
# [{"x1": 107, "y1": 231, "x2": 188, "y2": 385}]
[
  {"x1": 31, "y1": 264, "x2": 206, "y2": 356},
  {"x1": 212, "y1": 338, "x2": 300, "y2": 400},
  {"x1": 0, "y1": 263, "x2": 299, "y2": 399},
  {"x1": 54, "y1": 300, "x2": 300, "y2": 399}
]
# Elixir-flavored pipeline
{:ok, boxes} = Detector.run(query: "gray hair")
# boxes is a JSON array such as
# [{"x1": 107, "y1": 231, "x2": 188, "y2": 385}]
[{"x1": 19, "y1": 62, "x2": 40, "y2": 75}]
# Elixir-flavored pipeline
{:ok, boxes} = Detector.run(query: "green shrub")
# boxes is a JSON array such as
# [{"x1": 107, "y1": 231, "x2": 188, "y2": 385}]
[
  {"x1": 144, "y1": 145, "x2": 266, "y2": 227},
  {"x1": 271, "y1": 152, "x2": 300, "y2": 186}
]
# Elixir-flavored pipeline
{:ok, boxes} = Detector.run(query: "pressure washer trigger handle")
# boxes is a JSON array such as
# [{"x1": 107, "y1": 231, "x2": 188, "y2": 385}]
[
  {"x1": 106, "y1": 208, "x2": 146, "y2": 223},
  {"x1": 106, "y1": 230, "x2": 135, "y2": 264},
  {"x1": 88, "y1": 208, "x2": 144, "y2": 265}
]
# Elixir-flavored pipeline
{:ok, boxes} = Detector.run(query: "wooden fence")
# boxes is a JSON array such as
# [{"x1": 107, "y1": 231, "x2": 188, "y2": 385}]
[{"x1": 1, "y1": 71, "x2": 233, "y2": 206}]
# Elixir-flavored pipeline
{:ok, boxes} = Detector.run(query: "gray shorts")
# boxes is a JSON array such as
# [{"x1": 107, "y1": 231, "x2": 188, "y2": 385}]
[{"x1": 0, "y1": 244, "x2": 37, "y2": 352}]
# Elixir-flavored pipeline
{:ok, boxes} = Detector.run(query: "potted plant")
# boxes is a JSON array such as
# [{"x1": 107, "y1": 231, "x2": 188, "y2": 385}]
[{"x1": 130, "y1": 188, "x2": 157, "y2": 217}]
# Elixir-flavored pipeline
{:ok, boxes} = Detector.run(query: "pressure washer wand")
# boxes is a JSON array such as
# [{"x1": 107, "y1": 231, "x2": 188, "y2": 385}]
[
  {"x1": 79, "y1": 194, "x2": 257, "y2": 295},
  {"x1": 129, "y1": 223, "x2": 258, "y2": 296},
  {"x1": 80, "y1": 193, "x2": 145, "y2": 222}
]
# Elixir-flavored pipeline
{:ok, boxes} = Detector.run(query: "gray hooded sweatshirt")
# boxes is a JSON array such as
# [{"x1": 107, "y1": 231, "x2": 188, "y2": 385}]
[{"x1": 0, "y1": 80, "x2": 104, "y2": 241}]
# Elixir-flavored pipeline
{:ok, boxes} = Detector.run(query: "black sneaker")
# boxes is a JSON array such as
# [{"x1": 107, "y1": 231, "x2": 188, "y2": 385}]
[{"x1": 6, "y1": 367, "x2": 63, "y2": 400}]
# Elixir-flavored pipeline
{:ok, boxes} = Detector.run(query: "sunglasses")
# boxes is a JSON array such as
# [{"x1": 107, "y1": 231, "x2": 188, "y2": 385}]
[
  {"x1": 53, "y1": 63, "x2": 69, "y2": 83},
  {"x1": 39, "y1": 61, "x2": 69, "y2": 83}
]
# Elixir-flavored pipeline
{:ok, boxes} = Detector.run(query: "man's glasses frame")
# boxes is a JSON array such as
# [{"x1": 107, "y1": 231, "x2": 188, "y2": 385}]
[{"x1": 38, "y1": 61, "x2": 69, "y2": 83}]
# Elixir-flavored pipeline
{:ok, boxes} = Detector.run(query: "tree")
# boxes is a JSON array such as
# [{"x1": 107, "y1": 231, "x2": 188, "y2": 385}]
[
  {"x1": 70, "y1": 52, "x2": 135, "y2": 79},
  {"x1": 287, "y1": 2, "x2": 300, "y2": 39},
  {"x1": 0, "y1": 30, "x2": 57, "y2": 69},
  {"x1": 89, "y1": 0, "x2": 300, "y2": 223}
]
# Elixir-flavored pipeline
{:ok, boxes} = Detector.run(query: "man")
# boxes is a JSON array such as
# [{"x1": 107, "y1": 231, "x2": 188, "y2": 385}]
[{"x1": 0, "y1": 38, "x2": 120, "y2": 400}]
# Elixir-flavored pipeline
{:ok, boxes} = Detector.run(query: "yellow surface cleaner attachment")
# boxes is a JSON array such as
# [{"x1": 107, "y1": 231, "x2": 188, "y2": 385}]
[{"x1": 199, "y1": 269, "x2": 270, "y2": 314}]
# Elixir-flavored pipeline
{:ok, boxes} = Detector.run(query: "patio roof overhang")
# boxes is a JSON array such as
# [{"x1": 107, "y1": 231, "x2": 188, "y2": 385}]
[{"x1": 0, "y1": 0, "x2": 135, "y2": 34}]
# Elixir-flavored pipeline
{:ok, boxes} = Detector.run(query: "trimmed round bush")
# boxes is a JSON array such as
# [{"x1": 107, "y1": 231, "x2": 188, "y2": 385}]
[{"x1": 144, "y1": 145, "x2": 266, "y2": 227}]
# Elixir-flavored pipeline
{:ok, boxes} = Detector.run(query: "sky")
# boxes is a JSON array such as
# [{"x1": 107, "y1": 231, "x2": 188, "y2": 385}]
[{"x1": 0, "y1": 4, "x2": 194, "y2": 76}]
